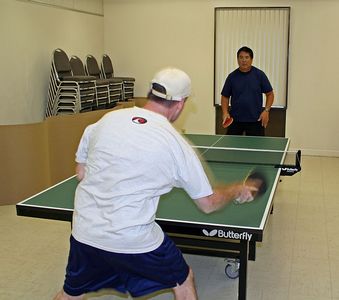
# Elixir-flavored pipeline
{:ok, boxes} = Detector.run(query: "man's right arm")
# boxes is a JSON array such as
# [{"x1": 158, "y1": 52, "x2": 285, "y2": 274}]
[
  {"x1": 173, "y1": 132, "x2": 259, "y2": 214},
  {"x1": 194, "y1": 182, "x2": 259, "y2": 214}
]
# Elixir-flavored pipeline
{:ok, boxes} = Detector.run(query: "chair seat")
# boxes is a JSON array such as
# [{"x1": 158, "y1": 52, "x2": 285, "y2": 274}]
[
  {"x1": 95, "y1": 79, "x2": 111, "y2": 86},
  {"x1": 114, "y1": 76, "x2": 135, "y2": 82},
  {"x1": 107, "y1": 78, "x2": 124, "y2": 84},
  {"x1": 62, "y1": 75, "x2": 96, "y2": 81}
]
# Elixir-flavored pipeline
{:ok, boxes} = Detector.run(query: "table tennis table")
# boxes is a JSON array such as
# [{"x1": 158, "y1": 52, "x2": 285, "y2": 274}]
[{"x1": 16, "y1": 133, "x2": 299, "y2": 300}]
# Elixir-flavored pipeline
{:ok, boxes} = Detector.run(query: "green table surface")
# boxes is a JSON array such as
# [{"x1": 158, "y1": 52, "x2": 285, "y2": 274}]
[{"x1": 18, "y1": 134, "x2": 289, "y2": 232}]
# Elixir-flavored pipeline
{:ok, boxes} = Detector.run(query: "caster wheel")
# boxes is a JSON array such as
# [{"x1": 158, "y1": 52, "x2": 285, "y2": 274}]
[{"x1": 225, "y1": 261, "x2": 239, "y2": 279}]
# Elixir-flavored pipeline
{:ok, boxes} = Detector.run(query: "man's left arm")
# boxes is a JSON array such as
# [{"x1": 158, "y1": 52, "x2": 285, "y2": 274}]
[{"x1": 258, "y1": 91, "x2": 274, "y2": 128}]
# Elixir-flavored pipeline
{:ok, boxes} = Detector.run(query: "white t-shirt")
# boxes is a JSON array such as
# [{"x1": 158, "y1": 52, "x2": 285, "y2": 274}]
[{"x1": 72, "y1": 106, "x2": 213, "y2": 253}]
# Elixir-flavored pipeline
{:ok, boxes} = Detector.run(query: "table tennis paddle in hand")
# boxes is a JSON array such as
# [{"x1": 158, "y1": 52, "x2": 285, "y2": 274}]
[
  {"x1": 234, "y1": 169, "x2": 268, "y2": 204},
  {"x1": 245, "y1": 170, "x2": 268, "y2": 198},
  {"x1": 222, "y1": 116, "x2": 233, "y2": 128}
]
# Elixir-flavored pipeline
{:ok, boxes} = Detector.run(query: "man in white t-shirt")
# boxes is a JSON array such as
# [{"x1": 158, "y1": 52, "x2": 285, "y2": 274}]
[{"x1": 54, "y1": 68, "x2": 260, "y2": 300}]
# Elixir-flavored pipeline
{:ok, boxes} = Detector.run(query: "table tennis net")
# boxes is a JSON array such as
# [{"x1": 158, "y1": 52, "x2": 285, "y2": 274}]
[{"x1": 192, "y1": 145, "x2": 299, "y2": 167}]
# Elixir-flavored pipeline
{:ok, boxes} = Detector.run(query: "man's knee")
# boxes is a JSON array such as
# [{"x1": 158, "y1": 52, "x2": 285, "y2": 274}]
[{"x1": 173, "y1": 268, "x2": 198, "y2": 299}]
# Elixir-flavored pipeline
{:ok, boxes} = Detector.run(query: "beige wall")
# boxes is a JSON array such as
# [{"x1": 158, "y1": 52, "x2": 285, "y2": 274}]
[
  {"x1": 104, "y1": 0, "x2": 215, "y2": 135},
  {"x1": 0, "y1": 0, "x2": 104, "y2": 125},
  {"x1": 286, "y1": 0, "x2": 339, "y2": 156},
  {"x1": 1, "y1": 0, "x2": 338, "y2": 156},
  {"x1": 104, "y1": 0, "x2": 339, "y2": 156}
]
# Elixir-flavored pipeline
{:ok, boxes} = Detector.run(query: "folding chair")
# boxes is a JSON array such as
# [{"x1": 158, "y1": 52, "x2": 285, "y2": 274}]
[
  {"x1": 46, "y1": 48, "x2": 96, "y2": 117},
  {"x1": 101, "y1": 54, "x2": 135, "y2": 101},
  {"x1": 85, "y1": 55, "x2": 123, "y2": 106},
  {"x1": 70, "y1": 55, "x2": 110, "y2": 110}
]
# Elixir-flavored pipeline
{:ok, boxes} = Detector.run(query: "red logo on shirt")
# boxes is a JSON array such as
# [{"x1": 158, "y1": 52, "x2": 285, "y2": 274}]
[{"x1": 132, "y1": 117, "x2": 147, "y2": 124}]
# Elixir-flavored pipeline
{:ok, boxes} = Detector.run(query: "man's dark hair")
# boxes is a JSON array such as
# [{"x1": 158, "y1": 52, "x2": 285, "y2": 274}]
[{"x1": 237, "y1": 46, "x2": 254, "y2": 59}]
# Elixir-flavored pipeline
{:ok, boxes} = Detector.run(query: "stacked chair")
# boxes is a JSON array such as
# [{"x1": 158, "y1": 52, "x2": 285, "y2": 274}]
[
  {"x1": 46, "y1": 48, "x2": 135, "y2": 118},
  {"x1": 101, "y1": 54, "x2": 135, "y2": 101},
  {"x1": 85, "y1": 55, "x2": 123, "y2": 105},
  {"x1": 46, "y1": 48, "x2": 97, "y2": 117},
  {"x1": 69, "y1": 55, "x2": 111, "y2": 110}
]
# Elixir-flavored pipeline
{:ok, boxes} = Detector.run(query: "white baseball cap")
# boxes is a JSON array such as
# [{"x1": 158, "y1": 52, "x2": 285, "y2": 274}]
[{"x1": 150, "y1": 67, "x2": 191, "y2": 101}]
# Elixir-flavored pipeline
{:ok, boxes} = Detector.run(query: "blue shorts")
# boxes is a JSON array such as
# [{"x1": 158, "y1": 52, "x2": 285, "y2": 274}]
[{"x1": 63, "y1": 234, "x2": 189, "y2": 297}]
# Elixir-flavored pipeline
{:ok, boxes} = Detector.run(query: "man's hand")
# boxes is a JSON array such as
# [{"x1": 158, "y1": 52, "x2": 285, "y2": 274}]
[
  {"x1": 258, "y1": 110, "x2": 269, "y2": 128},
  {"x1": 222, "y1": 114, "x2": 233, "y2": 128},
  {"x1": 76, "y1": 163, "x2": 86, "y2": 181},
  {"x1": 233, "y1": 183, "x2": 259, "y2": 204},
  {"x1": 222, "y1": 112, "x2": 230, "y2": 122},
  {"x1": 235, "y1": 171, "x2": 267, "y2": 204}
]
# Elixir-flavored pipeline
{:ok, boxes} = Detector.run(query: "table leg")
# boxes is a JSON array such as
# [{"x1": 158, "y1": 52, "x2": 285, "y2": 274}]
[
  {"x1": 238, "y1": 240, "x2": 249, "y2": 300},
  {"x1": 248, "y1": 240, "x2": 256, "y2": 261}
]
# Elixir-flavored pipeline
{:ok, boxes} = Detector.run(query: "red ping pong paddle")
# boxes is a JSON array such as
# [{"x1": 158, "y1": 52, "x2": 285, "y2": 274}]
[{"x1": 222, "y1": 116, "x2": 233, "y2": 128}]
